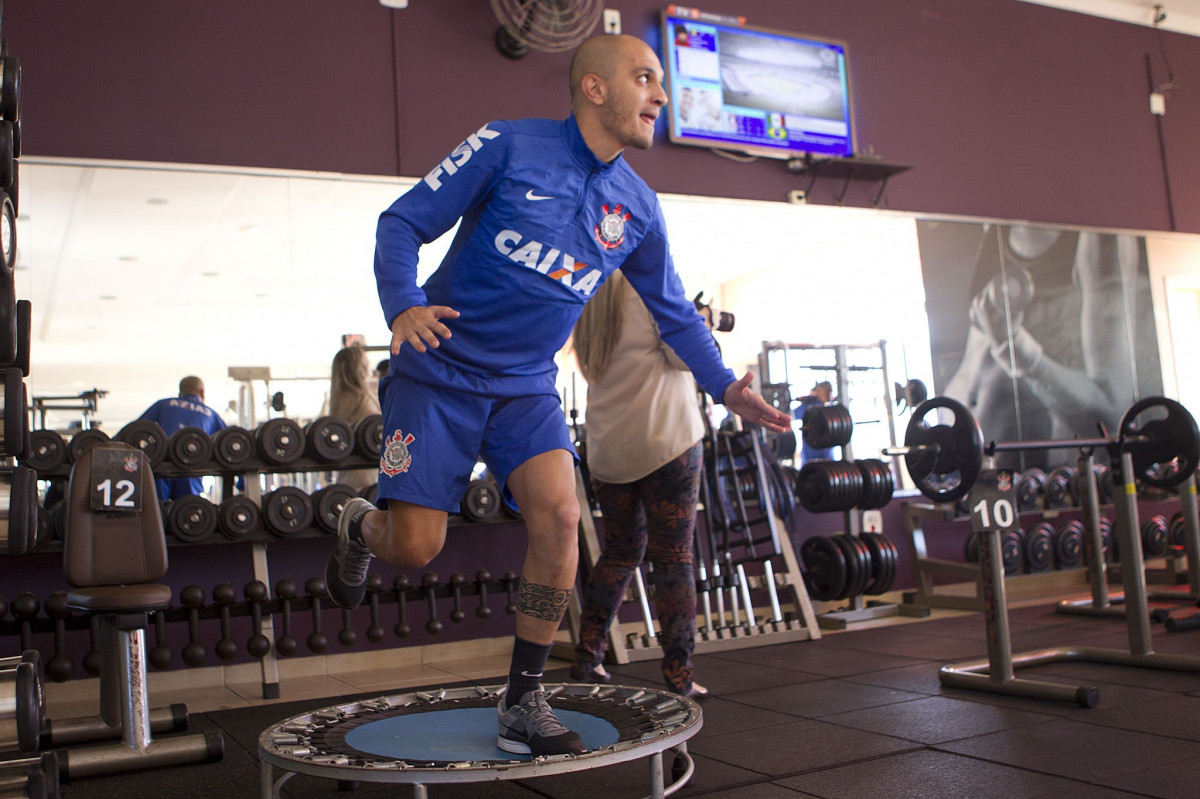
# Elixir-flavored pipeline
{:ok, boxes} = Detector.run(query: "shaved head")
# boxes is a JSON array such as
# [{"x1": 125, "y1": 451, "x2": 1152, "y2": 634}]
[
  {"x1": 569, "y1": 34, "x2": 649, "y2": 108},
  {"x1": 179, "y1": 376, "x2": 205, "y2": 397}
]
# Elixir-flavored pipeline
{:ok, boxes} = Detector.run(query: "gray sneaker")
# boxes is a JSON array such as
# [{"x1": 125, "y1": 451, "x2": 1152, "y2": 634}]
[
  {"x1": 497, "y1": 689, "x2": 585, "y2": 756},
  {"x1": 324, "y1": 497, "x2": 375, "y2": 609}
]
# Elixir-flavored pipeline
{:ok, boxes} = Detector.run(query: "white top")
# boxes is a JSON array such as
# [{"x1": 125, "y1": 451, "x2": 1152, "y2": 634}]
[{"x1": 584, "y1": 287, "x2": 706, "y2": 484}]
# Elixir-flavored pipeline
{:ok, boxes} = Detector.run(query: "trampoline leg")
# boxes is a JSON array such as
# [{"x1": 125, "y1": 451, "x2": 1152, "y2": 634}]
[
  {"x1": 260, "y1": 759, "x2": 273, "y2": 799},
  {"x1": 650, "y1": 751, "x2": 664, "y2": 799}
]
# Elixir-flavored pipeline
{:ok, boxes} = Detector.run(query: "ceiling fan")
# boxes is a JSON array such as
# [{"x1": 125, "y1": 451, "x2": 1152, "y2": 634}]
[{"x1": 490, "y1": 0, "x2": 604, "y2": 59}]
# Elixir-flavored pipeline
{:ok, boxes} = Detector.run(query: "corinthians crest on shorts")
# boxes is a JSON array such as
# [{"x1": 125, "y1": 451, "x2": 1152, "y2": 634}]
[
  {"x1": 594, "y1": 203, "x2": 632, "y2": 250},
  {"x1": 381, "y1": 429, "x2": 416, "y2": 476}
]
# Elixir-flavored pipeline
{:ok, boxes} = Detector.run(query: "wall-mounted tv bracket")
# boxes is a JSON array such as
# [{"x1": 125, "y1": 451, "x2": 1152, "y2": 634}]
[{"x1": 788, "y1": 156, "x2": 912, "y2": 208}]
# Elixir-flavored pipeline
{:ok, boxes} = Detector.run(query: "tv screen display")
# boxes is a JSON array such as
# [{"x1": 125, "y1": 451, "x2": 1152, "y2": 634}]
[{"x1": 661, "y1": 7, "x2": 855, "y2": 160}]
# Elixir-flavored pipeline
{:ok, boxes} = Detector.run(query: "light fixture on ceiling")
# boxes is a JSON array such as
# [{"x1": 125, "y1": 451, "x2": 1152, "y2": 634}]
[{"x1": 380, "y1": 0, "x2": 408, "y2": 8}]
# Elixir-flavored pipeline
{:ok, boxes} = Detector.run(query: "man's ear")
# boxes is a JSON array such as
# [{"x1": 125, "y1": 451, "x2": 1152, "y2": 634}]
[{"x1": 580, "y1": 73, "x2": 606, "y2": 105}]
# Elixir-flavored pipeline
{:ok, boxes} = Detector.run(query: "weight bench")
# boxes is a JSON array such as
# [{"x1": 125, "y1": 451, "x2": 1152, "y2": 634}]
[{"x1": 59, "y1": 443, "x2": 223, "y2": 778}]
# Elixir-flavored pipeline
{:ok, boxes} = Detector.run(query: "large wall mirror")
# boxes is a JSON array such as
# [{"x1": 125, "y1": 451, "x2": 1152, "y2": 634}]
[{"x1": 18, "y1": 158, "x2": 1200, "y2": 477}]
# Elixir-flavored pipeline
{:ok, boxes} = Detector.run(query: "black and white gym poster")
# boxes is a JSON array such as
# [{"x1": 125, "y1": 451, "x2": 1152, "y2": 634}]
[{"x1": 916, "y1": 219, "x2": 1163, "y2": 471}]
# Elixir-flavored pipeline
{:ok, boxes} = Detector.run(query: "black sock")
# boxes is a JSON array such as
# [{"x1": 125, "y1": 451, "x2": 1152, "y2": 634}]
[{"x1": 505, "y1": 637, "x2": 552, "y2": 709}]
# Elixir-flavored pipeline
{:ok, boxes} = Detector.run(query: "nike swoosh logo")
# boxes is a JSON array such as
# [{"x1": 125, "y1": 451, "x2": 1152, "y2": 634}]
[
  {"x1": 525, "y1": 190, "x2": 554, "y2": 201},
  {"x1": 520, "y1": 670, "x2": 544, "y2": 678}
]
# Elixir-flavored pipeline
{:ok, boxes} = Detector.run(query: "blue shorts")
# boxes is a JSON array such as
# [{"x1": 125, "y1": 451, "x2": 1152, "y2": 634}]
[{"x1": 375, "y1": 373, "x2": 576, "y2": 513}]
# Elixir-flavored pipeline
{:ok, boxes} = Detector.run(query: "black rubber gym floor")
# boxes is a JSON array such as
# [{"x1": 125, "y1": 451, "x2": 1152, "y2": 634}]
[{"x1": 56, "y1": 601, "x2": 1200, "y2": 799}]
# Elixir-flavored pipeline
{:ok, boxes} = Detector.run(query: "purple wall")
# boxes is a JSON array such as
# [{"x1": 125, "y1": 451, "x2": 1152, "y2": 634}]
[{"x1": 6, "y1": 0, "x2": 1199, "y2": 233}]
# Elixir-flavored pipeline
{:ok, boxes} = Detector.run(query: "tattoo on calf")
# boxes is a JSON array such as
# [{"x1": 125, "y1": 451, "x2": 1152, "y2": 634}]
[{"x1": 516, "y1": 577, "x2": 572, "y2": 621}]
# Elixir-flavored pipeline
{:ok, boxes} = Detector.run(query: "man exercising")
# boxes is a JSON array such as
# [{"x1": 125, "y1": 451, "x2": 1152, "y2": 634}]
[{"x1": 327, "y1": 33, "x2": 791, "y2": 757}]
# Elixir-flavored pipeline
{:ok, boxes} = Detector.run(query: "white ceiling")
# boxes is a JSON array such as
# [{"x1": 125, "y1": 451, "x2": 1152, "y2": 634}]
[
  {"x1": 1021, "y1": 0, "x2": 1200, "y2": 35},
  {"x1": 16, "y1": 160, "x2": 428, "y2": 431},
  {"x1": 12, "y1": 0, "x2": 1197, "y2": 433}
]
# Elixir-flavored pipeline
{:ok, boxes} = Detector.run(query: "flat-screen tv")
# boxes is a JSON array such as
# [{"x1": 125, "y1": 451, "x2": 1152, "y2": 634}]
[{"x1": 660, "y1": 6, "x2": 856, "y2": 160}]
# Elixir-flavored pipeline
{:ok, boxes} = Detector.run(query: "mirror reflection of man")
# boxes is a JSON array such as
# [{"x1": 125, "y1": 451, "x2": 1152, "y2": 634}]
[
  {"x1": 794, "y1": 381, "x2": 835, "y2": 464},
  {"x1": 138, "y1": 376, "x2": 228, "y2": 500}
]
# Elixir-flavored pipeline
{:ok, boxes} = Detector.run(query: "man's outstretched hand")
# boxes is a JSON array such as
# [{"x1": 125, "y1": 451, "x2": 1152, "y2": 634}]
[{"x1": 722, "y1": 372, "x2": 792, "y2": 434}]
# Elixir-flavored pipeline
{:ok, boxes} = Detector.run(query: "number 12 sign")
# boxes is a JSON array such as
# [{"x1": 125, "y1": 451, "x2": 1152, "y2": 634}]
[{"x1": 90, "y1": 447, "x2": 145, "y2": 512}]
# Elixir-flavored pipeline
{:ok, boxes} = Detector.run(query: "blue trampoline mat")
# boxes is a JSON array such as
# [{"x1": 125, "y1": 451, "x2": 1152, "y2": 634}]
[{"x1": 344, "y1": 708, "x2": 619, "y2": 762}]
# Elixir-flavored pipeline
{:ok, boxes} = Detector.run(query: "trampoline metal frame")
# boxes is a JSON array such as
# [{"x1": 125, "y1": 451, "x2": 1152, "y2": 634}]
[{"x1": 258, "y1": 683, "x2": 702, "y2": 799}]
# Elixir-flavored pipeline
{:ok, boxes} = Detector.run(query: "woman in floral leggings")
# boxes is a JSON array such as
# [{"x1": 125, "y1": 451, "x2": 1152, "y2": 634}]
[{"x1": 569, "y1": 270, "x2": 708, "y2": 698}]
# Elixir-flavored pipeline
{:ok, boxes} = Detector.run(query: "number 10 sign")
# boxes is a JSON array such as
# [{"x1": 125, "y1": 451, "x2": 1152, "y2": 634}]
[{"x1": 971, "y1": 468, "x2": 1017, "y2": 533}]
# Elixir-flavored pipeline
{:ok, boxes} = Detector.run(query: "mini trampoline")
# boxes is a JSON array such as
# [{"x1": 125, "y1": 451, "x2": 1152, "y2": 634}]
[{"x1": 258, "y1": 682, "x2": 703, "y2": 798}]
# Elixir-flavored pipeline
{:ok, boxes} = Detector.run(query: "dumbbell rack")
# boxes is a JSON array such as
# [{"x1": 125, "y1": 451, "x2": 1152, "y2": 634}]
[
  {"x1": 938, "y1": 451, "x2": 1200, "y2": 706},
  {"x1": 901, "y1": 469, "x2": 1193, "y2": 614},
  {"x1": 27, "y1": 417, "x2": 388, "y2": 699},
  {"x1": 1056, "y1": 469, "x2": 1200, "y2": 617},
  {"x1": 902, "y1": 500, "x2": 1096, "y2": 612}
]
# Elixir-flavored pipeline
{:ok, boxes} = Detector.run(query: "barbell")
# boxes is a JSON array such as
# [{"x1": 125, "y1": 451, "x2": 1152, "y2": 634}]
[{"x1": 885, "y1": 395, "x2": 1200, "y2": 503}]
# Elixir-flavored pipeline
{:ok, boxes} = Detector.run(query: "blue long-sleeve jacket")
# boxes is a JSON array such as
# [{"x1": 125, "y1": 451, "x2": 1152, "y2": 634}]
[{"x1": 375, "y1": 115, "x2": 735, "y2": 402}]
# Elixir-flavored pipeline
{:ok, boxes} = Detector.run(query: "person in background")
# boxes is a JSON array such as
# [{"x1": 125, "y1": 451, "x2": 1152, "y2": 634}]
[
  {"x1": 570, "y1": 270, "x2": 708, "y2": 698},
  {"x1": 139, "y1": 376, "x2": 227, "y2": 500},
  {"x1": 328, "y1": 344, "x2": 382, "y2": 491},
  {"x1": 795, "y1": 381, "x2": 835, "y2": 463},
  {"x1": 325, "y1": 33, "x2": 791, "y2": 757}
]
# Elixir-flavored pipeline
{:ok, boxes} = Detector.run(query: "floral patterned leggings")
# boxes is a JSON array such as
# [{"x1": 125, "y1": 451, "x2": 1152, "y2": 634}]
[{"x1": 574, "y1": 442, "x2": 703, "y2": 693}]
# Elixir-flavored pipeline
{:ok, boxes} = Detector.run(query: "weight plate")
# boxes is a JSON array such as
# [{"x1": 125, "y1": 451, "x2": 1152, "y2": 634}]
[
  {"x1": 859, "y1": 532, "x2": 889, "y2": 595},
  {"x1": 12, "y1": 298, "x2": 29, "y2": 378},
  {"x1": 1045, "y1": 465, "x2": 1076, "y2": 507},
  {"x1": 257, "y1": 418, "x2": 305, "y2": 466},
  {"x1": 263, "y1": 486, "x2": 314, "y2": 537},
  {"x1": 1118, "y1": 397, "x2": 1200, "y2": 489},
  {"x1": 867, "y1": 531, "x2": 899, "y2": 595},
  {"x1": 217, "y1": 495, "x2": 260, "y2": 541},
  {"x1": 66, "y1": 428, "x2": 110, "y2": 464},
  {"x1": 1099, "y1": 517, "x2": 1115, "y2": 563},
  {"x1": 1000, "y1": 529, "x2": 1024, "y2": 575},
  {"x1": 312, "y1": 483, "x2": 357, "y2": 534},
  {"x1": 24, "y1": 429, "x2": 65, "y2": 472},
  {"x1": 796, "y1": 460, "x2": 863, "y2": 513},
  {"x1": 33, "y1": 504, "x2": 52, "y2": 552},
  {"x1": 0, "y1": 57, "x2": 20, "y2": 123},
  {"x1": 212, "y1": 425, "x2": 255, "y2": 469},
  {"x1": 0, "y1": 123, "x2": 11, "y2": 195},
  {"x1": 3, "y1": 364, "x2": 25, "y2": 456},
  {"x1": 115, "y1": 419, "x2": 168, "y2": 467},
  {"x1": 963, "y1": 530, "x2": 980, "y2": 563},
  {"x1": 1016, "y1": 467, "x2": 1045, "y2": 511},
  {"x1": 1053, "y1": 520, "x2": 1084, "y2": 569},
  {"x1": 3, "y1": 463, "x2": 34, "y2": 554},
  {"x1": 0, "y1": 191, "x2": 13, "y2": 275},
  {"x1": 799, "y1": 535, "x2": 847, "y2": 602},
  {"x1": 1169, "y1": 511, "x2": 1186, "y2": 547},
  {"x1": 904, "y1": 397, "x2": 984, "y2": 504},
  {"x1": 460, "y1": 479, "x2": 501, "y2": 522},
  {"x1": 305, "y1": 416, "x2": 354, "y2": 464},
  {"x1": 830, "y1": 535, "x2": 868, "y2": 597},
  {"x1": 168, "y1": 426, "x2": 213, "y2": 469},
  {"x1": 166, "y1": 495, "x2": 217, "y2": 544},
  {"x1": 354, "y1": 414, "x2": 384, "y2": 460},
  {"x1": 802, "y1": 403, "x2": 853, "y2": 449},
  {"x1": 1141, "y1": 514, "x2": 1169, "y2": 557},
  {"x1": 1023, "y1": 522, "x2": 1054, "y2": 572},
  {"x1": 854, "y1": 459, "x2": 894, "y2": 510},
  {"x1": 0, "y1": 269, "x2": 13, "y2": 367}
]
